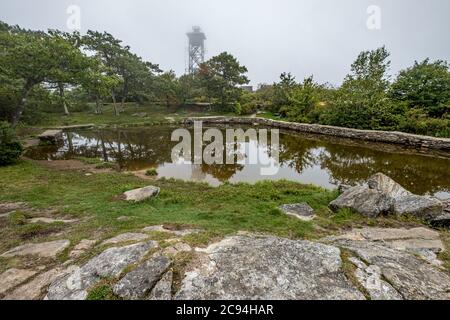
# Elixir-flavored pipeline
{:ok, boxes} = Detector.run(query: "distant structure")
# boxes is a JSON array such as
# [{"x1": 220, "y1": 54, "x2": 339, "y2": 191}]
[
  {"x1": 241, "y1": 85, "x2": 254, "y2": 93},
  {"x1": 187, "y1": 26, "x2": 206, "y2": 74}
]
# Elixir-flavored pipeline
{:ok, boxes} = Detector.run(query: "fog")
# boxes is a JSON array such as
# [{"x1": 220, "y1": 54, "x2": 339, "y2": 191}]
[{"x1": 1, "y1": 0, "x2": 449, "y2": 86}]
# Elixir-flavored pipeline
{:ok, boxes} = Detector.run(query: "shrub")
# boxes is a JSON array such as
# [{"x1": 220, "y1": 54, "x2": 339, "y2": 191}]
[
  {"x1": 145, "y1": 168, "x2": 158, "y2": 176},
  {"x1": 0, "y1": 121, "x2": 23, "y2": 166}
]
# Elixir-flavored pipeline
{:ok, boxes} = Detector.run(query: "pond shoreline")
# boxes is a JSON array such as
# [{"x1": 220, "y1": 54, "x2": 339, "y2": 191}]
[{"x1": 184, "y1": 116, "x2": 450, "y2": 152}]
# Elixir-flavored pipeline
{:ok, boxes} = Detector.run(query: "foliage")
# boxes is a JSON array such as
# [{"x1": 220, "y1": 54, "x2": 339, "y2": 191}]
[
  {"x1": 0, "y1": 121, "x2": 23, "y2": 166},
  {"x1": 198, "y1": 52, "x2": 249, "y2": 108},
  {"x1": 280, "y1": 76, "x2": 319, "y2": 122},
  {"x1": 390, "y1": 59, "x2": 450, "y2": 117}
]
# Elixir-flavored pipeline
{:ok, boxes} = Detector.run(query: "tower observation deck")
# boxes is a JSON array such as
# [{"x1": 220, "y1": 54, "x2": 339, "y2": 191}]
[{"x1": 187, "y1": 26, "x2": 206, "y2": 74}]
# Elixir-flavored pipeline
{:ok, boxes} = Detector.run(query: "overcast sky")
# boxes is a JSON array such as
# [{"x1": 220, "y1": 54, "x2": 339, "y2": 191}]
[{"x1": 1, "y1": 0, "x2": 449, "y2": 86}]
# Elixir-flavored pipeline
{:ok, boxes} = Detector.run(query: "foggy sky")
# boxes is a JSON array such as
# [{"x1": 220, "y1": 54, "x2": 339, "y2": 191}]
[{"x1": 1, "y1": 0, "x2": 449, "y2": 86}]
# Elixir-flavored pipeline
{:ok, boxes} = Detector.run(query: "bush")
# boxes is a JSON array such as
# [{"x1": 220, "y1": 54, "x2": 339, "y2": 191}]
[
  {"x1": 145, "y1": 168, "x2": 158, "y2": 176},
  {"x1": 398, "y1": 109, "x2": 450, "y2": 137},
  {"x1": 0, "y1": 121, "x2": 23, "y2": 166}
]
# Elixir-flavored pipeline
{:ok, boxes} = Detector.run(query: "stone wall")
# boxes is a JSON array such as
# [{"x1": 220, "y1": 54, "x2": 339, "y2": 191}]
[{"x1": 184, "y1": 117, "x2": 450, "y2": 152}]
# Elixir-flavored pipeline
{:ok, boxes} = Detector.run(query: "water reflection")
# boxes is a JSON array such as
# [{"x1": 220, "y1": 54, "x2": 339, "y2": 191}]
[{"x1": 25, "y1": 126, "x2": 450, "y2": 199}]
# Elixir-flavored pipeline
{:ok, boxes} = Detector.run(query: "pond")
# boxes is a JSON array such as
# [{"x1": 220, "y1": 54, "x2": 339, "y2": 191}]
[{"x1": 25, "y1": 125, "x2": 450, "y2": 199}]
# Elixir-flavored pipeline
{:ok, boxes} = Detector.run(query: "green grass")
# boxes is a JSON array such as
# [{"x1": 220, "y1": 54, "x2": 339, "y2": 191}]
[
  {"x1": 0, "y1": 160, "x2": 338, "y2": 263},
  {"x1": 0, "y1": 159, "x2": 437, "y2": 274},
  {"x1": 22, "y1": 104, "x2": 232, "y2": 130}
]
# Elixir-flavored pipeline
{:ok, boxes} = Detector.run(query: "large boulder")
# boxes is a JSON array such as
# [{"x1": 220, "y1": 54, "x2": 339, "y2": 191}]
[
  {"x1": 329, "y1": 186, "x2": 393, "y2": 217},
  {"x1": 330, "y1": 173, "x2": 444, "y2": 220},
  {"x1": 394, "y1": 195, "x2": 443, "y2": 220},
  {"x1": 367, "y1": 173, "x2": 411, "y2": 199},
  {"x1": 175, "y1": 234, "x2": 365, "y2": 300}
]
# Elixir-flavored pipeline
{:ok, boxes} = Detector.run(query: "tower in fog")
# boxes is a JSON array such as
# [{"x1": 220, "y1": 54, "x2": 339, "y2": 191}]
[{"x1": 187, "y1": 26, "x2": 206, "y2": 74}]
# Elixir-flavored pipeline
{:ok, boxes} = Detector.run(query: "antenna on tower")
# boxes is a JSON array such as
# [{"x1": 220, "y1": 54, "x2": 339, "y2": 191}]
[{"x1": 186, "y1": 26, "x2": 206, "y2": 74}]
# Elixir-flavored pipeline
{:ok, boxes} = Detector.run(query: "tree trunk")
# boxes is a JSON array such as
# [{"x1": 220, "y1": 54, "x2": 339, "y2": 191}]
[
  {"x1": 120, "y1": 96, "x2": 126, "y2": 112},
  {"x1": 59, "y1": 82, "x2": 70, "y2": 116},
  {"x1": 111, "y1": 90, "x2": 119, "y2": 116},
  {"x1": 12, "y1": 81, "x2": 34, "y2": 128},
  {"x1": 95, "y1": 97, "x2": 103, "y2": 114}
]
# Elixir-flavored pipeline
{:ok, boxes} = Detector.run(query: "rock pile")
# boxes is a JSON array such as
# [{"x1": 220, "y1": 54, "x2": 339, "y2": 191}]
[{"x1": 330, "y1": 173, "x2": 445, "y2": 221}]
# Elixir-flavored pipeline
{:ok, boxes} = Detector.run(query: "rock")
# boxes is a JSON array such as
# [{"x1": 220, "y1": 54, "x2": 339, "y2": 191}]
[
  {"x1": 38, "y1": 130, "x2": 63, "y2": 144},
  {"x1": 338, "y1": 184, "x2": 352, "y2": 193},
  {"x1": 430, "y1": 213, "x2": 450, "y2": 228},
  {"x1": 175, "y1": 234, "x2": 364, "y2": 300},
  {"x1": 123, "y1": 186, "x2": 160, "y2": 202},
  {"x1": 132, "y1": 112, "x2": 147, "y2": 118},
  {"x1": 163, "y1": 242, "x2": 192, "y2": 256},
  {"x1": 279, "y1": 203, "x2": 315, "y2": 221},
  {"x1": 330, "y1": 238, "x2": 450, "y2": 299},
  {"x1": 142, "y1": 225, "x2": 201, "y2": 236},
  {"x1": 101, "y1": 233, "x2": 150, "y2": 246},
  {"x1": 344, "y1": 226, "x2": 440, "y2": 242},
  {"x1": 148, "y1": 271, "x2": 173, "y2": 300},
  {"x1": 367, "y1": 173, "x2": 411, "y2": 199},
  {"x1": 348, "y1": 257, "x2": 402, "y2": 300},
  {"x1": 0, "y1": 269, "x2": 37, "y2": 295},
  {"x1": 1, "y1": 240, "x2": 70, "y2": 258},
  {"x1": 46, "y1": 241, "x2": 157, "y2": 300},
  {"x1": 117, "y1": 216, "x2": 133, "y2": 221},
  {"x1": 394, "y1": 195, "x2": 443, "y2": 219},
  {"x1": 69, "y1": 239, "x2": 96, "y2": 259},
  {"x1": 330, "y1": 173, "x2": 444, "y2": 220},
  {"x1": 323, "y1": 227, "x2": 445, "y2": 257},
  {"x1": 0, "y1": 202, "x2": 28, "y2": 218},
  {"x1": 4, "y1": 267, "x2": 73, "y2": 300},
  {"x1": 28, "y1": 217, "x2": 77, "y2": 224},
  {"x1": 113, "y1": 255, "x2": 171, "y2": 299},
  {"x1": 329, "y1": 186, "x2": 393, "y2": 217}
]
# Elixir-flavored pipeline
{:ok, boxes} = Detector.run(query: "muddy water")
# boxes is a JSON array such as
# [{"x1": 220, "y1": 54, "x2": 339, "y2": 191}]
[{"x1": 25, "y1": 125, "x2": 450, "y2": 199}]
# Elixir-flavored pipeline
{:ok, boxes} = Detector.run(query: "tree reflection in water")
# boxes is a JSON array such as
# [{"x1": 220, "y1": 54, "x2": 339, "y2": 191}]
[{"x1": 24, "y1": 125, "x2": 450, "y2": 198}]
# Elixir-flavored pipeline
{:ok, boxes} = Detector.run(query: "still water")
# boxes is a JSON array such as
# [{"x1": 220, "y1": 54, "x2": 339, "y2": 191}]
[{"x1": 25, "y1": 125, "x2": 450, "y2": 199}]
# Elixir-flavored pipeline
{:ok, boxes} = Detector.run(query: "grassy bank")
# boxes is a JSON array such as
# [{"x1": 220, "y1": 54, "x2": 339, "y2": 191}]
[
  {"x1": 22, "y1": 104, "x2": 230, "y2": 128},
  {"x1": 1, "y1": 159, "x2": 434, "y2": 274}
]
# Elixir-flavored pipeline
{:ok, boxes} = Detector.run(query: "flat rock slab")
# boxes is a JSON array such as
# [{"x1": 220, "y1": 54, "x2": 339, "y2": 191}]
[
  {"x1": 46, "y1": 241, "x2": 158, "y2": 300},
  {"x1": 4, "y1": 267, "x2": 74, "y2": 300},
  {"x1": 0, "y1": 202, "x2": 28, "y2": 217},
  {"x1": 148, "y1": 271, "x2": 173, "y2": 300},
  {"x1": 101, "y1": 233, "x2": 150, "y2": 246},
  {"x1": 123, "y1": 186, "x2": 160, "y2": 202},
  {"x1": 69, "y1": 239, "x2": 96, "y2": 259},
  {"x1": 163, "y1": 242, "x2": 192, "y2": 256},
  {"x1": 279, "y1": 203, "x2": 315, "y2": 221},
  {"x1": 330, "y1": 238, "x2": 450, "y2": 299},
  {"x1": 175, "y1": 234, "x2": 365, "y2": 300},
  {"x1": 323, "y1": 227, "x2": 445, "y2": 262},
  {"x1": 330, "y1": 227, "x2": 440, "y2": 242},
  {"x1": 142, "y1": 225, "x2": 201, "y2": 237},
  {"x1": 29, "y1": 217, "x2": 77, "y2": 224},
  {"x1": 0, "y1": 268, "x2": 37, "y2": 295},
  {"x1": 113, "y1": 255, "x2": 171, "y2": 299},
  {"x1": 1, "y1": 240, "x2": 70, "y2": 258}
]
